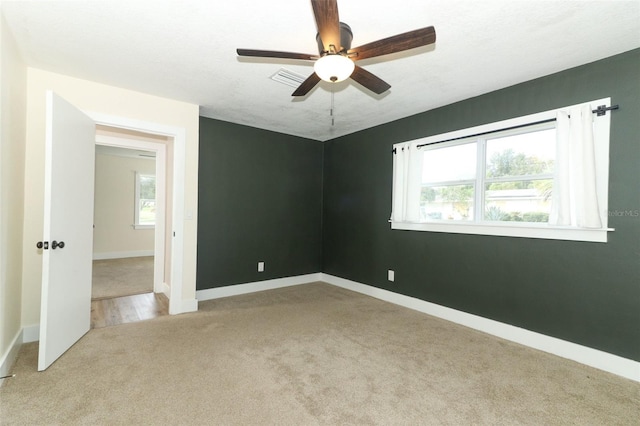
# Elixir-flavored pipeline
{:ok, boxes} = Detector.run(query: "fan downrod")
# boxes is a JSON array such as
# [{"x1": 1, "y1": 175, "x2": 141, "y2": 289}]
[{"x1": 316, "y1": 22, "x2": 353, "y2": 55}]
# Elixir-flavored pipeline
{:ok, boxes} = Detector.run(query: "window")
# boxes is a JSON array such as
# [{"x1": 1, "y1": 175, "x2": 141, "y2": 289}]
[
  {"x1": 391, "y1": 98, "x2": 613, "y2": 242},
  {"x1": 134, "y1": 173, "x2": 156, "y2": 229},
  {"x1": 421, "y1": 124, "x2": 555, "y2": 223}
]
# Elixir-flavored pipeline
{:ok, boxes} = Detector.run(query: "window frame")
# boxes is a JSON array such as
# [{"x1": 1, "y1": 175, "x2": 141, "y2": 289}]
[
  {"x1": 391, "y1": 98, "x2": 614, "y2": 242},
  {"x1": 134, "y1": 172, "x2": 156, "y2": 230}
]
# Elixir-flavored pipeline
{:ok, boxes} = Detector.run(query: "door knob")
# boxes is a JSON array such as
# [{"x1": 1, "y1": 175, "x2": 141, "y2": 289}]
[
  {"x1": 36, "y1": 241, "x2": 49, "y2": 250},
  {"x1": 51, "y1": 240, "x2": 65, "y2": 249}
]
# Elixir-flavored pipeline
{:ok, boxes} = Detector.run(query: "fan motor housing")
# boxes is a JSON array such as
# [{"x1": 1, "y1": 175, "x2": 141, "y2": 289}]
[{"x1": 316, "y1": 22, "x2": 353, "y2": 54}]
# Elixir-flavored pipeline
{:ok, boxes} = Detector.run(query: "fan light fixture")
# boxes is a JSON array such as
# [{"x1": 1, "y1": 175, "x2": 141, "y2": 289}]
[
  {"x1": 314, "y1": 54, "x2": 355, "y2": 83},
  {"x1": 236, "y1": 0, "x2": 436, "y2": 96}
]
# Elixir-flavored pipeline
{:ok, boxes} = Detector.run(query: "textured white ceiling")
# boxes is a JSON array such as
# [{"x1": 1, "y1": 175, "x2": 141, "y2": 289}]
[{"x1": 2, "y1": 0, "x2": 639, "y2": 141}]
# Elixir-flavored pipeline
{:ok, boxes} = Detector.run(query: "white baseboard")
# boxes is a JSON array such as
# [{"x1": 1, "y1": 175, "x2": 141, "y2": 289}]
[
  {"x1": 168, "y1": 298, "x2": 198, "y2": 315},
  {"x1": 180, "y1": 298, "x2": 198, "y2": 314},
  {"x1": 196, "y1": 273, "x2": 323, "y2": 301},
  {"x1": 17, "y1": 272, "x2": 637, "y2": 382},
  {"x1": 162, "y1": 282, "x2": 171, "y2": 298},
  {"x1": 320, "y1": 273, "x2": 640, "y2": 383},
  {"x1": 93, "y1": 250, "x2": 154, "y2": 260},
  {"x1": 22, "y1": 324, "x2": 40, "y2": 343},
  {"x1": 0, "y1": 330, "x2": 23, "y2": 385}
]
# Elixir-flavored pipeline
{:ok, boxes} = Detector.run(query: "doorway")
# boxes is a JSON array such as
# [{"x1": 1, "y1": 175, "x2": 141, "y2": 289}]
[
  {"x1": 95, "y1": 128, "x2": 169, "y2": 280},
  {"x1": 92, "y1": 144, "x2": 157, "y2": 301},
  {"x1": 87, "y1": 113, "x2": 187, "y2": 316},
  {"x1": 90, "y1": 127, "x2": 170, "y2": 328}
]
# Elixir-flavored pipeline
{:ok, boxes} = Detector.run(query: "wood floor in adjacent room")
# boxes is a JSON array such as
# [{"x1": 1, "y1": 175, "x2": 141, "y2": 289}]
[{"x1": 90, "y1": 292, "x2": 169, "y2": 329}]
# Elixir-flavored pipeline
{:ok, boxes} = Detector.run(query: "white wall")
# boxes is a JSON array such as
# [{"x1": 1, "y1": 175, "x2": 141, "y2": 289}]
[
  {"x1": 0, "y1": 13, "x2": 26, "y2": 374},
  {"x1": 21, "y1": 68, "x2": 199, "y2": 327},
  {"x1": 93, "y1": 152, "x2": 155, "y2": 258}
]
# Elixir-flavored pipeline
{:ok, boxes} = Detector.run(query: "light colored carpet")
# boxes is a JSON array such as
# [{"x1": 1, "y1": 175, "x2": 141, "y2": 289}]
[
  {"x1": 92, "y1": 256, "x2": 154, "y2": 300},
  {"x1": 1, "y1": 282, "x2": 638, "y2": 424}
]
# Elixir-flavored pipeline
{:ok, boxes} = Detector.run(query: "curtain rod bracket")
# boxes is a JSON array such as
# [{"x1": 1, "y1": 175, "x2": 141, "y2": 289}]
[{"x1": 595, "y1": 104, "x2": 619, "y2": 116}]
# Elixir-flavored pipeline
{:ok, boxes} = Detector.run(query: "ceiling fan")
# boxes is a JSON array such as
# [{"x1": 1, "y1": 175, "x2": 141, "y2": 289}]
[{"x1": 237, "y1": 0, "x2": 436, "y2": 97}]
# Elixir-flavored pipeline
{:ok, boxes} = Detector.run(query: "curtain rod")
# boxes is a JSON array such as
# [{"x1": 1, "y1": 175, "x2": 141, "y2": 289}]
[{"x1": 392, "y1": 104, "x2": 619, "y2": 153}]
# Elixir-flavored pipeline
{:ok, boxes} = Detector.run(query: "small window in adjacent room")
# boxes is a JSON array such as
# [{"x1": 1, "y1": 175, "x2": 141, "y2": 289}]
[
  {"x1": 391, "y1": 98, "x2": 614, "y2": 242},
  {"x1": 134, "y1": 172, "x2": 156, "y2": 229}
]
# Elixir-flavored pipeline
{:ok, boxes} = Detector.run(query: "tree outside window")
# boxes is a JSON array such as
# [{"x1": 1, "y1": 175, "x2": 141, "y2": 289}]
[{"x1": 135, "y1": 173, "x2": 156, "y2": 228}]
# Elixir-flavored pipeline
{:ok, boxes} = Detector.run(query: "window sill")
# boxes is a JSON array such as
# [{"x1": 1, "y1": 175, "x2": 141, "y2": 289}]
[
  {"x1": 133, "y1": 224, "x2": 155, "y2": 230},
  {"x1": 390, "y1": 221, "x2": 613, "y2": 243}
]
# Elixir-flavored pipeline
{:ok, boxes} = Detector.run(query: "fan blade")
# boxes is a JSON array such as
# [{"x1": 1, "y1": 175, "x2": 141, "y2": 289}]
[
  {"x1": 350, "y1": 66, "x2": 391, "y2": 94},
  {"x1": 347, "y1": 26, "x2": 436, "y2": 61},
  {"x1": 311, "y1": 0, "x2": 341, "y2": 52},
  {"x1": 237, "y1": 49, "x2": 317, "y2": 61},
  {"x1": 292, "y1": 73, "x2": 322, "y2": 97}
]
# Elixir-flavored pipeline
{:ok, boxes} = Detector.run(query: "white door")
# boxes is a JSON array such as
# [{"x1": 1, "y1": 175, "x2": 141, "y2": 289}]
[{"x1": 38, "y1": 91, "x2": 96, "y2": 371}]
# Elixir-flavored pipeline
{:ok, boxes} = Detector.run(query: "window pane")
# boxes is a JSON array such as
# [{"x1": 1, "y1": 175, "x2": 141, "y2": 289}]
[
  {"x1": 137, "y1": 174, "x2": 156, "y2": 226},
  {"x1": 486, "y1": 128, "x2": 555, "y2": 178},
  {"x1": 139, "y1": 199, "x2": 156, "y2": 225},
  {"x1": 484, "y1": 179, "x2": 552, "y2": 222},
  {"x1": 421, "y1": 184, "x2": 474, "y2": 221},
  {"x1": 139, "y1": 175, "x2": 156, "y2": 199},
  {"x1": 423, "y1": 143, "x2": 477, "y2": 183}
]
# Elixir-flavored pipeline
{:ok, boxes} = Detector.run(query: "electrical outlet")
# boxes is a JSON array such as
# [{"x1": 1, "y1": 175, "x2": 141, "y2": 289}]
[
  {"x1": 388, "y1": 270, "x2": 395, "y2": 282},
  {"x1": 258, "y1": 261, "x2": 265, "y2": 272}
]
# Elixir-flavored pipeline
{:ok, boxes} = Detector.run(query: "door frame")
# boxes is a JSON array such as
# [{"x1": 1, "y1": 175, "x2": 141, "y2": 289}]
[
  {"x1": 88, "y1": 112, "x2": 186, "y2": 315},
  {"x1": 94, "y1": 135, "x2": 167, "y2": 295}
]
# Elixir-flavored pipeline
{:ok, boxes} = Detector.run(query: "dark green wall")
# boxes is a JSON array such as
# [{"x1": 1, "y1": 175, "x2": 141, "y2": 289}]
[
  {"x1": 196, "y1": 49, "x2": 639, "y2": 361},
  {"x1": 322, "y1": 49, "x2": 640, "y2": 361},
  {"x1": 197, "y1": 118, "x2": 323, "y2": 288}
]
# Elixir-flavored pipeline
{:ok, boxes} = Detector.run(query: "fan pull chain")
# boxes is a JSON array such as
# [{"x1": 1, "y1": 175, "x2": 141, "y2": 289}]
[{"x1": 330, "y1": 89, "x2": 335, "y2": 126}]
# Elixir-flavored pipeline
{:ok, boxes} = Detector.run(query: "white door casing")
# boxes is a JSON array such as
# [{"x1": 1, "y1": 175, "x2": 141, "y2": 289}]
[
  {"x1": 38, "y1": 92, "x2": 96, "y2": 371},
  {"x1": 89, "y1": 112, "x2": 188, "y2": 315}
]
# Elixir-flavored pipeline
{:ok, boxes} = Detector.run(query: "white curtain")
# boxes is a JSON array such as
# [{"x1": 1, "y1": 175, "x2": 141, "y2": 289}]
[
  {"x1": 549, "y1": 104, "x2": 602, "y2": 228},
  {"x1": 391, "y1": 142, "x2": 423, "y2": 222}
]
